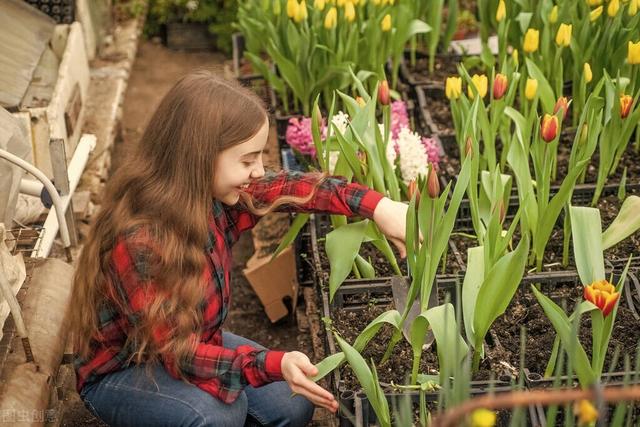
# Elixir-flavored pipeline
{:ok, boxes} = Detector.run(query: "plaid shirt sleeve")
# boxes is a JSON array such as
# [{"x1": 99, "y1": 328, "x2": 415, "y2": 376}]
[
  {"x1": 227, "y1": 170, "x2": 384, "y2": 237},
  {"x1": 111, "y1": 227, "x2": 285, "y2": 404}
]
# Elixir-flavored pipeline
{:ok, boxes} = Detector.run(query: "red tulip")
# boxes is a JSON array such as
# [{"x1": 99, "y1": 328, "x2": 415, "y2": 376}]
[
  {"x1": 378, "y1": 80, "x2": 390, "y2": 106},
  {"x1": 540, "y1": 114, "x2": 559, "y2": 143},
  {"x1": 493, "y1": 73, "x2": 508, "y2": 100},
  {"x1": 583, "y1": 280, "x2": 620, "y2": 317},
  {"x1": 553, "y1": 96, "x2": 570, "y2": 120},
  {"x1": 620, "y1": 95, "x2": 633, "y2": 119},
  {"x1": 426, "y1": 164, "x2": 440, "y2": 199}
]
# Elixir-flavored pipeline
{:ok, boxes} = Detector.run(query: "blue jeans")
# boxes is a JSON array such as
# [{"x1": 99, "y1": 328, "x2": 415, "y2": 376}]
[{"x1": 80, "y1": 332, "x2": 314, "y2": 426}]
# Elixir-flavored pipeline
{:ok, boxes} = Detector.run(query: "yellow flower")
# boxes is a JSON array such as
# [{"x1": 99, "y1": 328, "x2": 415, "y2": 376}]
[
  {"x1": 445, "y1": 76, "x2": 462, "y2": 100},
  {"x1": 294, "y1": 0, "x2": 308, "y2": 22},
  {"x1": 287, "y1": 0, "x2": 298, "y2": 18},
  {"x1": 574, "y1": 400, "x2": 598, "y2": 426},
  {"x1": 584, "y1": 280, "x2": 620, "y2": 316},
  {"x1": 314, "y1": 0, "x2": 326, "y2": 10},
  {"x1": 586, "y1": 0, "x2": 602, "y2": 5},
  {"x1": 344, "y1": 0, "x2": 356, "y2": 22},
  {"x1": 523, "y1": 28, "x2": 540, "y2": 53},
  {"x1": 467, "y1": 74, "x2": 488, "y2": 99},
  {"x1": 337, "y1": 0, "x2": 346, "y2": 5},
  {"x1": 629, "y1": 41, "x2": 640, "y2": 64},
  {"x1": 324, "y1": 6, "x2": 337, "y2": 28},
  {"x1": 381, "y1": 14, "x2": 392, "y2": 31},
  {"x1": 512, "y1": 48, "x2": 519, "y2": 66},
  {"x1": 525, "y1": 78, "x2": 538, "y2": 100},
  {"x1": 620, "y1": 94, "x2": 633, "y2": 119},
  {"x1": 549, "y1": 5, "x2": 558, "y2": 23},
  {"x1": 555, "y1": 23, "x2": 572, "y2": 47},
  {"x1": 470, "y1": 408, "x2": 497, "y2": 427},
  {"x1": 583, "y1": 63, "x2": 593, "y2": 82},
  {"x1": 372, "y1": 0, "x2": 381, "y2": 3},
  {"x1": 608, "y1": 0, "x2": 620, "y2": 16},
  {"x1": 630, "y1": 0, "x2": 638, "y2": 16},
  {"x1": 496, "y1": 0, "x2": 506, "y2": 22},
  {"x1": 590, "y1": 5, "x2": 604, "y2": 20}
]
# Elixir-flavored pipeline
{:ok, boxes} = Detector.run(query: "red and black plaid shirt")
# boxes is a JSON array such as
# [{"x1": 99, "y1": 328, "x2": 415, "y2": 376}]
[{"x1": 74, "y1": 171, "x2": 383, "y2": 404}]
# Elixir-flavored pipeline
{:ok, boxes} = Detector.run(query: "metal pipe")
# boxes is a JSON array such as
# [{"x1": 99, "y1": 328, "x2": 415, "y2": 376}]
[
  {"x1": 0, "y1": 149, "x2": 71, "y2": 250},
  {"x1": 34, "y1": 134, "x2": 96, "y2": 258}
]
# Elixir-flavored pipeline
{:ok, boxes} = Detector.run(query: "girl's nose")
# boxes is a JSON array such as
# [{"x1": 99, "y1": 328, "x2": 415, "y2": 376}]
[{"x1": 250, "y1": 161, "x2": 265, "y2": 179}]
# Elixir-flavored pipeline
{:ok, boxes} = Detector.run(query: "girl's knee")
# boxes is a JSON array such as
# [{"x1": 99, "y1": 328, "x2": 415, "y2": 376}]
[
  {"x1": 192, "y1": 392, "x2": 248, "y2": 427},
  {"x1": 288, "y1": 395, "x2": 315, "y2": 427}
]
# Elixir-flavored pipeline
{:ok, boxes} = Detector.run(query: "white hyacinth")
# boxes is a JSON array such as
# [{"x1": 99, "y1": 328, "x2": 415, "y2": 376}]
[
  {"x1": 328, "y1": 151, "x2": 340, "y2": 174},
  {"x1": 396, "y1": 127, "x2": 430, "y2": 184},
  {"x1": 331, "y1": 111, "x2": 350, "y2": 134},
  {"x1": 186, "y1": 0, "x2": 199, "y2": 11}
]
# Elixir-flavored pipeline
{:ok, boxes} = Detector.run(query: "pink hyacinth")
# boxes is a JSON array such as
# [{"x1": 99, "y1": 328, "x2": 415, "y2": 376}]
[
  {"x1": 422, "y1": 137, "x2": 441, "y2": 170},
  {"x1": 285, "y1": 117, "x2": 327, "y2": 157},
  {"x1": 390, "y1": 100, "x2": 410, "y2": 140}
]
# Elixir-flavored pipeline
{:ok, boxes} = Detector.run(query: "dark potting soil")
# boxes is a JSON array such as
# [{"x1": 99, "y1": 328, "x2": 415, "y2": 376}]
[
  {"x1": 423, "y1": 91, "x2": 455, "y2": 138},
  {"x1": 332, "y1": 302, "x2": 516, "y2": 392},
  {"x1": 492, "y1": 281, "x2": 640, "y2": 376}
]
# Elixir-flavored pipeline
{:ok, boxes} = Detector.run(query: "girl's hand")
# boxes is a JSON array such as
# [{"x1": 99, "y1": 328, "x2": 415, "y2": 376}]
[
  {"x1": 373, "y1": 197, "x2": 409, "y2": 258},
  {"x1": 281, "y1": 351, "x2": 339, "y2": 413}
]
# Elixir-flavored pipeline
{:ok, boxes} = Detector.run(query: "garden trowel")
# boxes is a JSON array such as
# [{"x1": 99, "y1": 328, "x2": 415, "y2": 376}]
[{"x1": 390, "y1": 276, "x2": 437, "y2": 346}]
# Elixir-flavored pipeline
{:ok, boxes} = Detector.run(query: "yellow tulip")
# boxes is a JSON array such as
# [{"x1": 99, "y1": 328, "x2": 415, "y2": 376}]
[
  {"x1": 496, "y1": 0, "x2": 506, "y2": 22},
  {"x1": 525, "y1": 78, "x2": 538, "y2": 100},
  {"x1": 381, "y1": 14, "x2": 392, "y2": 31},
  {"x1": 555, "y1": 23, "x2": 572, "y2": 47},
  {"x1": 294, "y1": 0, "x2": 308, "y2": 22},
  {"x1": 620, "y1": 95, "x2": 633, "y2": 118},
  {"x1": 590, "y1": 5, "x2": 604, "y2": 20},
  {"x1": 314, "y1": 0, "x2": 326, "y2": 10},
  {"x1": 372, "y1": 0, "x2": 381, "y2": 3},
  {"x1": 512, "y1": 48, "x2": 519, "y2": 66},
  {"x1": 608, "y1": 0, "x2": 620, "y2": 16},
  {"x1": 630, "y1": 0, "x2": 638, "y2": 16},
  {"x1": 324, "y1": 6, "x2": 337, "y2": 28},
  {"x1": 586, "y1": 0, "x2": 602, "y2": 5},
  {"x1": 467, "y1": 74, "x2": 488, "y2": 99},
  {"x1": 470, "y1": 409, "x2": 497, "y2": 427},
  {"x1": 583, "y1": 63, "x2": 593, "y2": 82},
  {"x1": 629, "y1": 41, "x2": 640, "y2": 64},
  {"x1": 574, "y1": 400, "x2": 599, "y2": 426},
  {"x1": 523, "y1": 28, "x2": 540, "y2": 53},
  {"x1": 549, "y1": 5, "x2": 558, "y2": 23},
  {"x1": 337, "y1": 0, "x2": 346, "y2": 6},
  {"x1": 344, "y1": 0, "x2": 356, "y2": 22},
  {"x1": 445, "y1": 76, "x2": 462, "y2": 100},
  {"x1": 584, "y1": 280, "x2": 620, "y2": 316},
  {"x1": 287, "y1": 0, "x2": 298, "y2": 18}
]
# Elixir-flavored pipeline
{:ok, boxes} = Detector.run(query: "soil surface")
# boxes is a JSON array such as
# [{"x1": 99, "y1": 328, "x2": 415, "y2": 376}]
[{"x1": 61, "y1": 38, "x2": 313, "y2": 426}]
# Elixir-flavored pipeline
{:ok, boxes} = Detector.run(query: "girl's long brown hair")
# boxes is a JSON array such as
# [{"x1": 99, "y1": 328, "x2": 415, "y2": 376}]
[{"x1": 70, "y1": 71, "x2": 289, "y2": 374}]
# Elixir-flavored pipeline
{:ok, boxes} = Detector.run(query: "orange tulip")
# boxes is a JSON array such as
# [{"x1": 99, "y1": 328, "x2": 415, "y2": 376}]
[
  {"x1": 553, "y1": 96, "x2": 570, "y2": 120},
  {"x1": 540, "y1": 114, "x2": 559, "y2": 142},
  {"x1": 426, "y1": 164, "x2": 440, "y2": 199},
  {"x1": 493, "y1": 73, "x2": 508, "y2": 100},
  {"x1": 620, "y1": 95, "x2": 633, "y2": 119},
  {"x1": 407, "y1": 179, "x2": 420, "y2": 202},
  {"x1": 583, "y1": 280, "x2": 620, "y2": 317},
  {"x1": 378, "y1": 80, "x2": 390, "y2": 106}
]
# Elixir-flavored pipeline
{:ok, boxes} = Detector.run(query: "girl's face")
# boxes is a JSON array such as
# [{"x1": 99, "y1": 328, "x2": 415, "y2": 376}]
[{"x1": 212, "y1": 119, "x2": 268, "y2": 205}]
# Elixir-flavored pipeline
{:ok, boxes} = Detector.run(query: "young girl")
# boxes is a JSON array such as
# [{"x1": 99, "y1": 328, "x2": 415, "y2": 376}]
[{"x1": 70, "y1": 70, "x2": 409, "y2": 426}]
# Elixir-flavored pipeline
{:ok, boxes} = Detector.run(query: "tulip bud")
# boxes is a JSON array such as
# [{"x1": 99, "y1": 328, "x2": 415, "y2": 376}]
[
  {"x1": 445, "y1": 76, "x2": 462, "y2": 100},
  {"x1": 344, "y1": 0, "x2": 356, "y2": 22},
  {"x1": 590, "y1": 5, "x2": 603, "y2": 21},
  {"x1": 584, "y1": 280, "x2": 620, "y2": 317},
  {"x1": 381, "y1": 14, "x2": 392, "y2": 31},
  {"x1": 579, "y1": 123, "x2": 588, "y2": 145},
  {"x1": 467, "y1": 74, "x2": 488, "y2": 99},
  {"x1": 313, "y1": 103, "x2": 323, "y2": 130},
  {"x1": 540, "y1": 114, "x2": 559, "y2": 142},
  {"x1": 426, "y1": 164, "x2": 440, "y2": 199},
  {"x1": 525, "y1": 78, "x2": 538, "y2": 100},
  {"x1": 378, "y1": 80, "x2": 390, "y2": 106},
  {"x1": 493, "y1": 73, "x2": 508, "y2": 100},
  {"x1": 498, "y1": 200, "x2": 506, "y2": 224},
  {"x1": 287, "y1": 0, "x2": 298, "y2": 18},
  {"x1": 356, "y1": 96, "x2": 366, "y2": 107},
  {"x1": 294, "y1": 0, "x2": 308, "y2": 22},
  {"x1": 574, "y1": 400, "x2": 599, "y2": 426},
  {"x1": 314, "y1": 0, "x2": 326, "y2": 10},
  {"x1": 465, "y1": 137, "x2": 473, "y2": 158},
  {"x1": 512, "y1": 49, "x2": 519, "y2": 67},
  {"x1": 586, "y1": 0, "x2": 602, "y2": 5},
  {"x1": 620, "y1": 95, "x2": 633, "y2": 119},
  {"x1": 549, "y1": 5, "x2": 558, "y2": 23},
  {"x1": 555, "y1": 23, "x2": 572, "y2": 47},
  {"x1": 273, "y1": 0, "x2": 281, "y2": 14},
  {"x1": 337, "y1": 0, "x2": 346, "y2": 5},
  {"x1": 628, "y1": 41, "x2": 640, "y2": 65},
  {"x1": 553, "y1": 97, "x2": 570, "y2": 120},
  {"x1": 496, "y1": 0, "x2": 506, "y2": 22},
  {"x1": 630, "y1": 0, "x2": 638, "y2": 17},
  {"x1": 407, "y1": 179, "x2": 420, "y2": 203},
  {"x1": 523, "y1": 28, "x2": 540, "y2": 53},
  {"x1": 324, "y1": 6, "x2": 337, "y2": 28},
  {"x1": 583, "y1": 63, "x2": 593, "y2": 83},
  {"x1": 608, "y1": 0, "x2": 620, "y2": 16}
]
